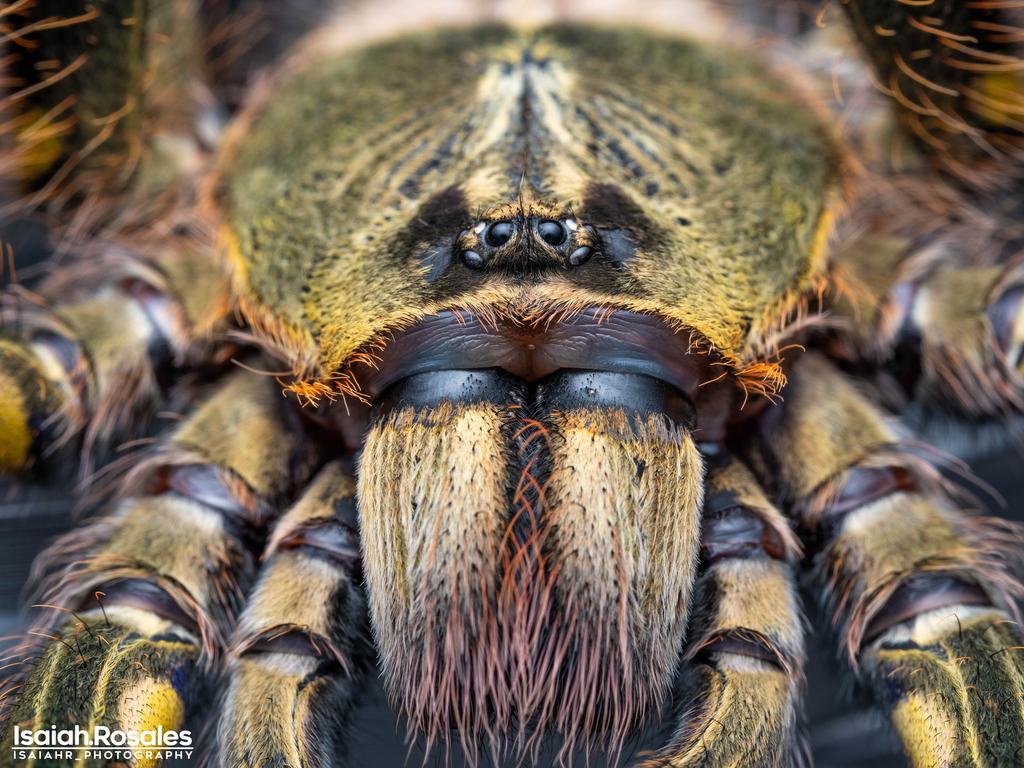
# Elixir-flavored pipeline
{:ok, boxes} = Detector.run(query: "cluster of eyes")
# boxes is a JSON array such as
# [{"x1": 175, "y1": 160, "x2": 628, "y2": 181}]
[{"x1": 461, "y1": 219, "x2": 593, "y2": 269}]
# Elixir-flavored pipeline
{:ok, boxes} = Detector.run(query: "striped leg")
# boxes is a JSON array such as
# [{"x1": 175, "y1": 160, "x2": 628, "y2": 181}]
[
  {"x1": 0, "y1": 233, "x2": 232, "y2": 472},
  {"x1": 217, "y1": 461, "x2": 366, "y2": 768},
  {"x1": 0, "y1": 0, "x2": 234, "y2": 474},
  {"x1": 758, "y1": 352, "x2": 1024, "y2": 767},
  {"x1": 0, "y1": 369, "x2": 318, "y2": 763},
  {"x1": 901, "y1": 259, "x2": 1024, "y2": 414},
  {"x1": 640, "y1": 456, "x2": 805, "y2": 768},
  {"x1": 833, "y1": 234, "x2": 1024, "y2": 416},
  {"x1": 828, "y1": 2, "x2": 1024, "y2": 418}
]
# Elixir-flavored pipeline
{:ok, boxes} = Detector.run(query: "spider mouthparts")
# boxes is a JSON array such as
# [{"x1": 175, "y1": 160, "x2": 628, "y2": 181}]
[
  {"x1": 358, "y1": 358, "x2": 705, "y2": 757},
  {"x1": 326, "y1": 306, "x2": 739, "y2": 444},
  {"x1": 372, "y1": 367, "x2": 696, "y2": 431}
]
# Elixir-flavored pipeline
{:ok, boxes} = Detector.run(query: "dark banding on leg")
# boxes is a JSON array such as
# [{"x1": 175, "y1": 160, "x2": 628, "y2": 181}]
[
  {"x1": 758, "y1": 352, "x2": 1024, "y2": 767},
  {"x1": 218, "y1": 461, "x2": 366, "y2": 768},
  {"x1": 640, "y1": 455, "x2": 805, "y2": 768},
  {"x1": 0, "y1": 370, "x2": 319, "y2": 758}
]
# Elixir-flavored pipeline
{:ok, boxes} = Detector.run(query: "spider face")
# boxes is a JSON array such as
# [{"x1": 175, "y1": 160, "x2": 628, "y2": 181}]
[
  {"x1": 209, "y1": 25, "x2": 839, "y2": 753},
  {"x1": 5, "y1": 3, "x2": 1024, "y2": 767},
  {"x1": 220, "y1": 25, "x2": 838, "y2": 395}
]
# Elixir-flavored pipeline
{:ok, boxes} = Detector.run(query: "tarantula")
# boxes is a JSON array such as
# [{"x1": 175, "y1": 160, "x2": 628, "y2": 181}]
[{"x1": 2, "y1": 0, "x2": 1024, "y2": 765}]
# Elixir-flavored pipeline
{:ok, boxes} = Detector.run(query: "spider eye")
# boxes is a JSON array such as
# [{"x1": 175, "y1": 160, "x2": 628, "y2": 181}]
[
  {"x1": 568, "y1": 246, "x2": 592, "y2": 266},
  {"x1": 485, "y1": 221, "x2": 514, "y2": 247},
  {"x1": 537, "y1": 219, "x2": 566, "y2": 246}
]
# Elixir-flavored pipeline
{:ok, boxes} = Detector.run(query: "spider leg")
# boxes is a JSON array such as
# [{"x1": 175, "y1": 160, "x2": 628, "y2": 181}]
[
  {"x1": 0, "y1": 231, "x2": 232, "y2": 472},
  {"x1": 905, "y1": 259, "x2": 1024, "y2": 414},
  {"x1": 839, "y1": 0, "x2": 1024, "y2": 181},
  {"x1": 827, "y1": 2, "x2": 1024, "y2": 418},
  {"x1": 832, "y1": 226, "x2": 1024, "y2": 417},
  {"x1": 4, "y1": 0, "x2": 211, "y2": 227},
  {"x1": 757, "y1": 352, "x2": 1024, "y2": 766},
  {"x1": 0, "y1": 0, "x2": 248, "y2": 473},
  {"x1": 637, "y1": 455, "x2": 805, "y2": 768},
  {"x1": 217, "y1": 461, "x2": 367, "y2": 768},
  {"x1": 0, "y1": 369, "x2": 320, "y2": 759},
  {"x1": 823, "y1": 3, "x2": 1024, "y2": 417}
]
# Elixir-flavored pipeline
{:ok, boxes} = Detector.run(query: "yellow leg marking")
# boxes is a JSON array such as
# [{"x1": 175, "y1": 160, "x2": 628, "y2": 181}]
[
  {"x1": 871, "y1": 610, "x2": 1024, "y2": 768},
  {"x1": 642, "y1": 661, "x2": 794, "y2": 768},
  {"x1": 890, "y1": 691, "x2": 966, "y2": 768},
  {"x1": 115, "y1": 678, "x2": 186, "y2": 768},
  {"x1": 0, "y1": 370, "x2": 31, "y2": 471}
]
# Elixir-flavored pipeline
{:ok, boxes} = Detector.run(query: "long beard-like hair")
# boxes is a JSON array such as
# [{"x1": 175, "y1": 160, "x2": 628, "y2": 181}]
[{"x1": 358, "y1": 400, "x2": 703, "y2": 765}]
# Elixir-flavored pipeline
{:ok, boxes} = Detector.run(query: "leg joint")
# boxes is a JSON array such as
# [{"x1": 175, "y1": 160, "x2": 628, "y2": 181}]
[{"x1": 701, "y1": 492, "x2": 788, "y2": 563}]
